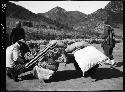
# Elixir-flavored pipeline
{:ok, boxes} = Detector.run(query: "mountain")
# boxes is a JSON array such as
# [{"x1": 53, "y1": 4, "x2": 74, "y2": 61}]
[
  {"x1": 67, "y1": 11, "x2": 88, "y2": 25},
  {"x1": 41, "y1": 6, "x2": 88, "y2": 27},
  {"x1": 88, "y1": 1, "x2": 123, "y2": 28},
  {"x1": 104, "y1": 1, "x2": 123, "y2": 26},
  {"x1": 6, "y1": 2, "x2": 65, "y2": 29},
  {"x1": 105, "y1": 1, "x2": 123, "y2": 13},
  {"x1": 6, "y1": 2, "x2": 37, "y2": 20},
  {"x1": 88, "y1": 8, "x2": 108, "y2": 21},
  {"x1": 39, "y1": 6, "x2": 71, "y2": 29},
  {"x1": 42, "y1": 1, "x2": 123, "y2": 32},
  {"x1": 6, "y1": 1, "x2": 123, "y2": 40}
]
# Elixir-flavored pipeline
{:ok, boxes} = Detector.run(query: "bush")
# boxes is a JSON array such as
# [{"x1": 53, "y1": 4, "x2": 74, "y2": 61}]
[{"x1": 90, "y1": 39, "x2": 102, "y2": 44}]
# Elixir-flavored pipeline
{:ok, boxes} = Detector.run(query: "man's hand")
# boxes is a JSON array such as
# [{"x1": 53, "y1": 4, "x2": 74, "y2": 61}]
[{"x1": 24, "y1": 52, "x2": 34, "y2": 61}]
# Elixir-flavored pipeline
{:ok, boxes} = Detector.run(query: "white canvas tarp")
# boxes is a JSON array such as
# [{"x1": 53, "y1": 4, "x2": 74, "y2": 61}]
[
  {"x1": 33, "y1": 66, "x2": 55, "y2": 80},
  {"x1": 74, "y1": 46, "x2": 109, "y2": 76}
]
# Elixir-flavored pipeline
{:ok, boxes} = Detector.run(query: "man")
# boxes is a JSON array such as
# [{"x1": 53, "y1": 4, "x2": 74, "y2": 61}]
[
  {"x1": 6, "y1": 39, "x2": 33, "y2": 82},
  {"x1": 10, "y1": 21, "x2": 25, "y2": 45},
  {"x1": 101, "y1": 24, "x2": 116, "y2": 66}
]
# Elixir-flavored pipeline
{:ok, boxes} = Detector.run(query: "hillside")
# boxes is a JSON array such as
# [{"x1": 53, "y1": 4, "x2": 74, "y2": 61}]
[
  {"x1": 6, "y1": 2, "x2": 37, "y2": 20},
  {"x1": 41, "y1": 6, "x2": 88, "y2": 27},
  {"x1": 88, "y1": 1, "x2": 123, "y2": 29},
  {"x1": 6, "y1": 1, "x2": 123, "y2": 41},
  {"x1": 6, "y1": 2, "x2": 68, "y2": 30}
]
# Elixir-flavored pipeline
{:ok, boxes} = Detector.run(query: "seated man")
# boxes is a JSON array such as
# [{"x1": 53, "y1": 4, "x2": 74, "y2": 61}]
[{"x1": 6, "y1": 39, "x2": 34, "y2": 82}]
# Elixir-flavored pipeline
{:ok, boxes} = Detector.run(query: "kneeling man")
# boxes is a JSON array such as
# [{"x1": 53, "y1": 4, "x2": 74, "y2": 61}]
[{"x1": 6, "y1": 39, "x2": 34, "y2": 81}]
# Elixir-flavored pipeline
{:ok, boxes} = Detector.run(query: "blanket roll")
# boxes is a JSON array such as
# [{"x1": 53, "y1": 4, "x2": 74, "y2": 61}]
[
  {"x1": 65, "y1": 41, "x2": 89, "y2": 53},
  {"x1": 74, "y1": 46, "x2": 109, "y2": 76}
]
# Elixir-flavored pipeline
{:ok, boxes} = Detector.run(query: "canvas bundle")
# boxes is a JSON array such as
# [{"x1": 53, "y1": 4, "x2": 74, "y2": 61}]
[
  {"x1": 65, "y1": 41, "x2": 89, "y2": 53},
  {"x1": 33, "y1": 65, "x2": 55, "y2": 80},
  {"x1": 74, "y1": 46, "x2": 110, "y2": 76}
]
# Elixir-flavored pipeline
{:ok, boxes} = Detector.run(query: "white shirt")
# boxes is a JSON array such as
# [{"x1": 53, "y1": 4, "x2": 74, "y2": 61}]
[{"x1": 6, "y1": 42, "x2": 20, "y2": 68}]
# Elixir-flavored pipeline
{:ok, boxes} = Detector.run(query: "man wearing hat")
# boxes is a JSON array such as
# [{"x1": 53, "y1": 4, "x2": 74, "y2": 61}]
[
  {"x1": 6, "y1": 39, "x2": 33, "y2": 81},
  {"x1": 10, "y1": 21, "x2": 25, "y2": 45},
  {"x1": 101, "y1": 24, "x2": 116, "y2": 66}
]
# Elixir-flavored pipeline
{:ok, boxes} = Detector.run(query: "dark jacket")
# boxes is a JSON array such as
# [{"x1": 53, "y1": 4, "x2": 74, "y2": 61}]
[
  {"x1": 101, "y1": 25, "x2": 115, "y2": 48},
  {"x1": 10, "y1": 28, "x2": 25, "y2": 44}
]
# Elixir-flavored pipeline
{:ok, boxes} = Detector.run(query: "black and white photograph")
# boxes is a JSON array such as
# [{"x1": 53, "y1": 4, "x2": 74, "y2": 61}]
[{"x1": 5, "y1": 1, "x2": 123, "y2": 91}]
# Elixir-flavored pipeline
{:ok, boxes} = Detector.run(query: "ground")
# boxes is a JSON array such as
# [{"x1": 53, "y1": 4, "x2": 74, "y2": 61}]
[{"x1": 6, "y1": 42, "x2": 123, "y2": 91}]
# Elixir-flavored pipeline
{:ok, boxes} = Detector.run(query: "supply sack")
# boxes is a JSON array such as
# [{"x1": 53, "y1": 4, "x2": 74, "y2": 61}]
[
  {"x1": 74, "y1": 46, "x2": 109, "y2": 76},
  {"x1": 49, "y1": 40, "x2": 67, "y2": 48},
  {"x1": 65, "y1": 41, "x2": 89, "y2": 53},
  {"x1": 33, "y1": 65, "x2": 55, "y2": 80}
]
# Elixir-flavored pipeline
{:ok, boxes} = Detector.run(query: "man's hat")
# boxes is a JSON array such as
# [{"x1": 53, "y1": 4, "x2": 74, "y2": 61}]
[
  {"x1": 17, "y1": 39, "x2": 26, "y2": 48},
  {"x1": 18, "y1": 39, "x2": 25, "y2": 43},
  {"x1": 15, "y1": 21, "x2": 22, "y2": 28}
]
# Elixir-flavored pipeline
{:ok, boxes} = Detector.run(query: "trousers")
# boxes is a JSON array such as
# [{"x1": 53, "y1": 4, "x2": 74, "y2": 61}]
[
  {"x1": 6, "y1": 63, "x2": 33, "y2": 80},
  {"x1": 102, "y1": 45, "x2": 114, "y2": 60}
]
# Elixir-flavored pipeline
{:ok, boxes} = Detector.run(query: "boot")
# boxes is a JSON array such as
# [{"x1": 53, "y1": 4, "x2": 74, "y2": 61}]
[{"x1": 110, "y1": 59, "x2": 117, "y2": 68}]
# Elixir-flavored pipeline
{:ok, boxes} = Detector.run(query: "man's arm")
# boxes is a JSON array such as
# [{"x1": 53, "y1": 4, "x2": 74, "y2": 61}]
[
  {"x1": 102, "y1": 26, "x2": 109, "y2": 39},
  {"x1": 12, "y1": 48, "x2": 24, "y2": 64}
]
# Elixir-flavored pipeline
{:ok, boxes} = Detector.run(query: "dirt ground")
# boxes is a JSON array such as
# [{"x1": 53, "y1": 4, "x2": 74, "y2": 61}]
[{"x1": 6, "y1": 42, "x2": 123, "y2": 91}]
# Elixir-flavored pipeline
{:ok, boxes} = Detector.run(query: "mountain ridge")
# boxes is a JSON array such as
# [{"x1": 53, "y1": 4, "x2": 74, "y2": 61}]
[{"x1": 6, "y1": 1, "x2": 123, "y2": 39}]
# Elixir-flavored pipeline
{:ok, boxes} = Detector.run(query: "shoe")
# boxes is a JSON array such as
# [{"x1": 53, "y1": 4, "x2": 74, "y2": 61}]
[
  {"x1": 111, "y1": 59, "x2": 115, "y2": 65},
  {"x1": 11, "y1": 74, "x2": 23, "y2": 82},
  {"x1": 104, "y1": 59, "x2": 111, "y2": 65},
  {"x1": 13, "y1": 77, "x2": 23, "y2": 82},
  {"x1": 105, "y1": 59, "x2": 115, "y2": 65},
  {"x1": 110, "y1": 61, "x2": 117, "y2": 68}
]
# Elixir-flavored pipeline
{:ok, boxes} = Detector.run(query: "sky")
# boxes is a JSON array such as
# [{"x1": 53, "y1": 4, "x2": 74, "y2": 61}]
[{"x1": 10, "y1": 1, "x2": 110, "y2": 15}]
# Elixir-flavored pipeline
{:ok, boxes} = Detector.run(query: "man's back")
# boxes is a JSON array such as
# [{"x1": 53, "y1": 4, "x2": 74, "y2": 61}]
[
  {"x1": 10, "y1": 21, "x2": 25, "y2": 44},
  {"x1": 10, "y1": 28, "x2": 25, "y2": 44},
  {"x1": 6, "y1": 43, "x2": 20, "y2": 68},
  {"x1": 101, "y1": 25, "x2": 115, "y2": 48}
]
